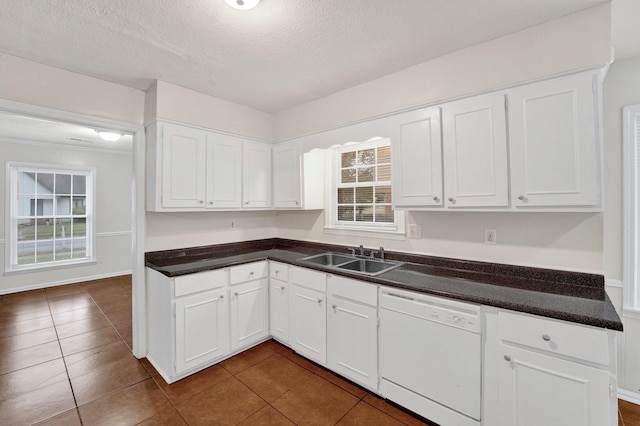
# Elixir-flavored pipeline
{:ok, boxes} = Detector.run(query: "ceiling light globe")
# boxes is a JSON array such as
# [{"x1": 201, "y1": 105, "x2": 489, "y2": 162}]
[
  {"x1": 97, "y1": 131, "x2": 123, "y2": 142},
  {"x1": 224, "y1": 0, "x2": 260, "y2": 10}
]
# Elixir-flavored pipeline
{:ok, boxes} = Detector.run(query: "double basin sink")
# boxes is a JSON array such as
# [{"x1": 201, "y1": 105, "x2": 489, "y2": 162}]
[{"x1": 298, "y1": 252, "x2": 403, "y2": 276}]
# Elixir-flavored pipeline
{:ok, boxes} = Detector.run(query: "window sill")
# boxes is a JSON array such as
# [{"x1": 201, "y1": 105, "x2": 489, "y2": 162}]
[
  {"x1": 324, "y1": 226, "x2": 406, "y2": 241},
  {"x1": 4, "y1": 258, "x2": 98, "y2": 275}
]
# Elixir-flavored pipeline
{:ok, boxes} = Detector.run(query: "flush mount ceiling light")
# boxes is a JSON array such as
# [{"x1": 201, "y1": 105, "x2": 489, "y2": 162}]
[
  {"x1": 224, "y1": 0, "x2": 260, "y2": 11},
  {"x1": 96, "y1": 130, "x2": 122, "y2": 142}
]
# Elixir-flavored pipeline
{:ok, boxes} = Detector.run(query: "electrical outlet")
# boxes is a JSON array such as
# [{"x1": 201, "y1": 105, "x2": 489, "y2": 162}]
[
  {"x1": 230, "y1": 220, "x2": 236, "y2": 230},
  {"x1": 484, "y1": 229, "x2": 496, "y2": 245},
  {"x1": 408, "y1": 224, "x2": 422, "y2": 239}
]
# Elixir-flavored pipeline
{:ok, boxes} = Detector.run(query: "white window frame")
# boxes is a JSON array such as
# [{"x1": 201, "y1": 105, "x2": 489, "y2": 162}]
[
  {"x1": 325, "y1": 138, "x2": 405, "y2": 239},
  {"x1": 623, "y1": 104, "x2": 640, "y2": 313},
  {"x1": 5, "y1": 162, "x2": 97, "y2": 274}
]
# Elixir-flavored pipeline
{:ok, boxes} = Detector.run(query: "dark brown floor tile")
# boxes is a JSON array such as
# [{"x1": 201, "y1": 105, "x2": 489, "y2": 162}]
[
  {"x1": 0, "y1": 358, "x2": 68, "y2": 401},
  {"x1": 363, "y1": 394, "x2": 434, "y2": 426},
  {"x1": 45, "y1": 283, "x2": 88, "y2": 298},
  {"x1": 221, "y1": 342, "x2": 276, "y2": 374},
  {"x1": 620, "y1": 410, "x2": 626, "y2": 426},
  {"x1": 313, "y1": 368, "x2": 368, "y2": 399},
  {"x1": 35, "y1": 408, "x2": 82, "y2": 425},
  {"x1": 48, "y1": 293, "x2": 95, "y2": 314},
  {"x1": 59, "y1": 326, "x2": 121, "y2": 356},
  {"x1": 237, "y1": 405, "x2": 296, "y2": 425},
  {"x1": 0, "y1": 305, "x2": 51, "y2": 323},
  {"x1": 621, "y1": 400, "x2": 640, "y2": 425},
  {"x1": 0, "y1": 312, "x2": 54, "y2": 339},
  {"x1": 78, "y1": 378, "x2": 173, "y2": 426},
  {"x1": 262, "y1": 339, "x2": 295, "y2": 355},
  {"x1": 176, "y1": 377, "x2": 266, "y2": 426},
  {"x1": 338, "y1": 401, "x2": 406, "y2": 425},
  {"x1": 54, "y1": 315, "x2": 111, "y2": 339},
  {"x1": 0, "y1": 326, "x2": 57, "y2": 352},
  {"x1": 52, "y1": 305, "x2": 105, "y2": 325},
  {"x1": 272, "y1": 373, "x2": 360, "y2": 426},
  {"x1": 114, "y1": 322, "x2": 133, "y2": 349},
  {"x1": 137, "y1": 405, "x2": 187, "y2": 426},
  {"x1": 0, "y1": 374, "x2": 75, "y2": 426},
  {"x1": 155, "y1": 364, "x2": 232, "y2": 404},
  {"x1": 98, "y1": 297, "x2": 132, "y2": 314},
  {"x1": 65, "y1": 340, "x2": 149, "y2": 405},
  {"x1": 0, "y1": 340, "x2": 62, "y2": 375},
  {"x1": 105, "y1": 307, "x2": 132, "y2": 326},
  {"x1": 237, "y1": 353, "x2": 313, "y2": 402},
  {"x1": 2, "y1": 288, "x2": 47, "y2": 301},
  {"x1": 140, "y1": 357, "x2": 160, "y2": 377}
]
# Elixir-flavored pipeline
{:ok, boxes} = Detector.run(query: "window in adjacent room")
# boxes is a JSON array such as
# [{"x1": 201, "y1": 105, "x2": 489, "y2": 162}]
[
  {"x1": 326, "y1": 138, "x2": 404, "y2": 238},
  {"x1": 6, "y1": 163, "x2": 96, "y2": 273}
]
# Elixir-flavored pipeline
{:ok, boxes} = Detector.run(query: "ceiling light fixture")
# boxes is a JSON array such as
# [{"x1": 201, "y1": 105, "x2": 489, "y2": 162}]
[
  {"x1": 96, "y1": 131, "x2": 122, "y2": 142},
  {"x1": 224, "y1": 0, "x2": 260, "y2": 11}
]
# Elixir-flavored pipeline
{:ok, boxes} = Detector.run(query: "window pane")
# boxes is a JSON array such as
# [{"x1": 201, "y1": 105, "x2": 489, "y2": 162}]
[
  {"x1": 36, "y1": 173, "x2": 54, "y2": 195},
  {"x1": 72, "y1": 196, "x2": 86, "y2": 215},
  {"x1": 357, "y1": 149, "x2": 375, "y2": 166},
  {"x1": 358, "y1": 167, "x2": 374, "y2": 182},
  {"x1": 377, "y1": 146, "x2": 391, "y2": 164},
  {"x1": 18, "y1": 172, "x2": 36, "y2": 194},
  {"x1": 375, "y1": 186, "x2": 392, "y2": 203},
  {"x1": 55, "y1": 240, "x2": 72, "y2": 260},
  {"x1": 55, "y1": 174, "x2": 71, "y2": 194},
  {"x1": 17, "y1": 219, "x2": 35, "y2": 241},
  {"x1": 355, "y1": 205, "x2": 373, "y2": 222},
  {"x1": 39, "y1": 198, "x2": 54, "y2": 216},
  {"x1": 36, "y1": 219, "x2": 54, "y2": 240},
  {"x1": 375, "y1": 206, "x2": 395, "y2": 223},
  {"x1": 55, "y1": 218, "x2": 72, "y2": 238},
  {"x1": 337, "y1": 206, "x2": 354, "y2": 221},
  {"x1": 73, "y1": 218, "x2": 86, "y2": 237},
  {"x1": 356, "y1": 187, "x2": 373, "y2": 203},
  {"x1": 337, "y1": 188, "x2": 354, "y2": 204},
  {"x1": 18, "y1": 195, "x2": 34, "y2": 217},
  {"x1": 56, "y1": 196, "x2": 71, "y2": 215},
  {"x1": 36, "y1": 240, "x2": 55, "y2": 263},
  {"x1": 17, "y1": 242, "x2": 35, "y2": 265},
  {"x1": 377, "y1": 165, "x2": 391, "y2": 182},
  {"x1": 73, "y1": 175, "x2": 86, "y2": 195},
  {"x1": 341, "y1": 152, "x2": 356, "y2": 168},
  {"x1": 72, "y1": 238, "x2": 86, "y2": 258},
  {"x1": 341, "y1": 168, "x2": 356, "y2": 184}
]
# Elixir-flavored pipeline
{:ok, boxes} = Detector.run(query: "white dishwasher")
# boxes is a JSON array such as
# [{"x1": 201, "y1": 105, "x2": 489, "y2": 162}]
[{"x1": 379, "y1": 286, "x2": 482, "y2": 426}]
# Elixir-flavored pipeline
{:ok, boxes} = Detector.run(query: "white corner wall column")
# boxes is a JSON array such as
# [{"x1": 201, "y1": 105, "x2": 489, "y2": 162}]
[{"x1": 623, "y1": 104, "x2": 640, "y2": 314}]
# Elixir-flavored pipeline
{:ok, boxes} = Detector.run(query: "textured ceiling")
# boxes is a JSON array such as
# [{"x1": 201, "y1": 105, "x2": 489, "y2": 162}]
[{"x1": 0, "y1": 0, "x2": 622, "y2": 114}]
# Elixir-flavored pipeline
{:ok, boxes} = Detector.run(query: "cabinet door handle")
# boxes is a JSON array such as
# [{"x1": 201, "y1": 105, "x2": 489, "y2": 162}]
[
  {"x1": 234, "y1": 292, "x2": 239, "y2": 296},
  {"x1": 332, "y1": 304, "x2": 337, "y2": 310},
  {"x1": 275, "y1": 270, "x2": 280, "y2": 275},
  {"x1": 448, "y1": 197, "x2": 456, "y2": 204},
  {"x1": 542, "y1": 334, "x2": 551, "y2": 341},
  {"x1": 199, "y1": 200, "x2": 204, "y2": 204},
  {"x1": 317, "y1": 299, "x2": 323, "y2": 304},
  {"x1": 504, "y1": 354, "x2": 512, "y2": 362},
  {"x1": 518, "y1": 195, "x2": 528, "y2": 202},
  {"x1": 433, "y1": 196, "x2": 440, "y2": 202},
  {"x1": 245, "y1": 201, "x2": 250, "y2": 205},
  {"x1": 219, "y1": 295, "x2": 224, "y2": 301},
  {"x1": 295, "y1": 200, "x2": 300, "y2": 205},
  {"x1": 208, "y1": 201, "x2": 213, "y2": 205}
]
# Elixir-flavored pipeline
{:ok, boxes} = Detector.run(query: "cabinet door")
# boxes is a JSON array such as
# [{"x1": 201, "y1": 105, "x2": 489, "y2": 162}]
[
  {"x1": 175, "y1": 287, "x2": 228, "y2": 373},
  {"x1": 392, "y1": 107, "x2": 443, "y2": 207},
  {"x1": 243, "y1": 141, "x2": 272, "y2": 208},
  {"x1": 290, "y1": 284, "x2": 326, "y2": 364},
  {"x1": 230, "y1": 278, "x2": 269, "y2": 351},
  {"x1": 498, "y1": 343, "x2": 611, "y2": 426},
  {"x1": 161, "y1": 123, "x2": 207, "y2": 208},
  {"x1": 508, "y1": 72, "x2": 600, "y2": 207},
  {"x1": 269, "y1": 278, "x2": 289, "y2": 344},
  {"x1": 206, "y1": 133, "x2": 242, "y2": 209},
  {"x1": 273, "y1": 143, "x2": 301, "y2": 208},
  {"x1": 327, "y1": 296, "x2": 378, "y2": 390},
  {"x1": 442, "y1": 92, "x2": 509, "y2": 207}
]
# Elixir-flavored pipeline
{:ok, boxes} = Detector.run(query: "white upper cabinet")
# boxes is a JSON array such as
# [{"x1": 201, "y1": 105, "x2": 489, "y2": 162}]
[
  {"x1": 206, "y1": 133, "x2": 242, "y2": 209},
  {"x1": 442, "y1": 92, "x2": 509, "y2": 208},
  {"x1": 272, "y1": 142, "x2": 325, "y2": 210},
  {"x1": 160, "y1": 123, "x2": 207, "y2": 208},
  {"x1": 242, "y1": 140, "x2": 272, "y2": 208},
  {"x1": 507, "y1": 71, "x2": 601, "y2": 208},
  {"x1": 392, "y1": 107, "x2": 443, "y2": 208}
]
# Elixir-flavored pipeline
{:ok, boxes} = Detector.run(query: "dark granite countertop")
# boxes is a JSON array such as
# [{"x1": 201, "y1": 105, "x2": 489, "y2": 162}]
[{"x1": 145, "y1": 238, "x2": 623, "y2": 331}]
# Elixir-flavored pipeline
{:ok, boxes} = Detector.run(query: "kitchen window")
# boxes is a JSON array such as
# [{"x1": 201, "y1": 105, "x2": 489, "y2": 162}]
[
  {"x1": 5, "y1": 162, "x2": 96, "y2": 273},
  {"x1": 326, "y1": 138, "x2": 404, "y2": 238},
  {"x1": 624, "y1": 104, "x2": 640, "y2": 313}
]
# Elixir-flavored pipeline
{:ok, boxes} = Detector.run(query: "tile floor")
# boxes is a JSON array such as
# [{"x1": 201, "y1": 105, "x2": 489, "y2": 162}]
[{"x1": 0, "y1": 275, "x2": 638, "y2": 425}]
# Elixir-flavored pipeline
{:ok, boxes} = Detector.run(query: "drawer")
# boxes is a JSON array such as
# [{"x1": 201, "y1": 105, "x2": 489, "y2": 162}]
[
  {"x1": 498, "y1": 310, "x2": 609, "y2": 365},
  {"x1": 230, "y1": 261, "x2": 268, "y2": 284},
  {"x1": 327, "y1": 275, "x2": 377, "y2": 306},
  {"x1": 174, "y1": 269, "x2": 228, "y2": 297},
  {"x1": 270, "y1": 262, "x2": 289, "y2": 281},
  {"x1": 290, "y1": 266, "x2": 326, "y2": 293}
]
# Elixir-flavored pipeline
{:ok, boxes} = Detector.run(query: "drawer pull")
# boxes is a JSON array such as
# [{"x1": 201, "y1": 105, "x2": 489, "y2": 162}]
[
  {"x1": 542, "y1": 334, "x2": 551, "y2": 342},
  {"x1": 332, "y1": 304, "x2": 337, "y2": 310},
  {"x1": 504, "y1": 355, "x2": 512, "y2": 362},
  {"x1": 317, "y1": 299, "x2": 323, "y2": 304},
  {"x1": 234, "y1": 292, "x2": 239, "y2": 296},
  {"x1": 219, "y1": 295, "x2": 224, "y2": 301}
]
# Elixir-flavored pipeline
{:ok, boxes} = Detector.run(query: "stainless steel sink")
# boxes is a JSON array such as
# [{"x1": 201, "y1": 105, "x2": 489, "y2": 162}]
[{"x1": 298, "y1": 252, "x2": 403, "y2": 276}]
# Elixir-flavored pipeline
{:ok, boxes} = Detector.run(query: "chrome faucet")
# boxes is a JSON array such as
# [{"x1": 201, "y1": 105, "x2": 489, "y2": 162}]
[
  {"x1": 359, "y1": 244, "x2": 365, "y2": 256},
  {"x1": 379, "y1": 246, "x2": 385, "y2": 261}
]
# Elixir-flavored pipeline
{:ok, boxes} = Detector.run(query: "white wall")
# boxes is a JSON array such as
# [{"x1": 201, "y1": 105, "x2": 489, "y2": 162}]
[{"x1": 0, "y1": 140, "x2": 133, "y2": 293}]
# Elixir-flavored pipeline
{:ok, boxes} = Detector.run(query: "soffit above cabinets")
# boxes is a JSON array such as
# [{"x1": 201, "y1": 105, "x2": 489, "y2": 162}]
[{"x1": 0, "y1": 0, "x2": 618, "y2": 114}]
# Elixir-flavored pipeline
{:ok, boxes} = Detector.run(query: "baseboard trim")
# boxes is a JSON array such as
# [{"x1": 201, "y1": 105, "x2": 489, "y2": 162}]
[
  {"x1": 619, "y1": 388, "x2": 640, "y2": 405},
  {"x1": 0, "y1": 270, "x2": 132, "y2": 295}
]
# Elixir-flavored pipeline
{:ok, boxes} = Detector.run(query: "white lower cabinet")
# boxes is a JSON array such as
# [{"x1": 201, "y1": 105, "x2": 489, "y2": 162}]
[
  {"x1": 289, "y1": 266, "x2": 327, "y2": 364},
  {"x1": 229, "y1": 261, "x2": 269, "y2": 351},
  {"x1": 269, "y1": 262, "x2": 290, "y2": 344},
  {"x1": 327, "y1": 275, "x2": 378, "y2": 391}
]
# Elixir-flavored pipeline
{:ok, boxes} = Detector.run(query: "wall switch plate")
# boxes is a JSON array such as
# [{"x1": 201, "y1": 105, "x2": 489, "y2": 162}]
[
  {"x1": 484, "y1": 229, "x2": 496, "y2": 245},
  {"x1": 408, "y1": 224, "x2": 422, "y2": 239}
]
